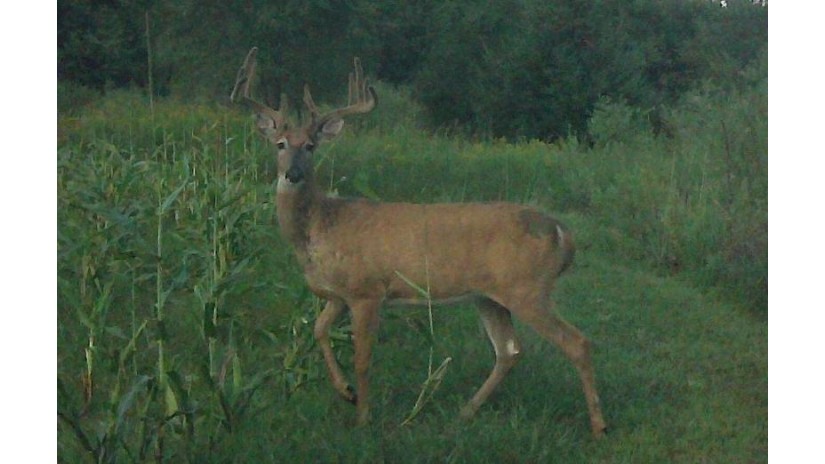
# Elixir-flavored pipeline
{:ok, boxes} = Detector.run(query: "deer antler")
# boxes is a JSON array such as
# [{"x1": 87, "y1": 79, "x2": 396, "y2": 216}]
[
  {"x1": 303, "y1": 84, "x2": 320, "y2": 122},
  {"x1": 230, "y1": 47, "x2": 258, "y2": 103},
  {"x1": 305, "y1": 57, "x2": 377, "y2": 128},
  {"x1": 231, "y1": 47, "x2": 288, "y2": 130}
]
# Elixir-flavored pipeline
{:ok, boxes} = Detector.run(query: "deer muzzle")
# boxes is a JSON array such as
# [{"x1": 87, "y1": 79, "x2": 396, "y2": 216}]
[{"x1": 285, "y1": 165, "x2": 305, "y2": 184}]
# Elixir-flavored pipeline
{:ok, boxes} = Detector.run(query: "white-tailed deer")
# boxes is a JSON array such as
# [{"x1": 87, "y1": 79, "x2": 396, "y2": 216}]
[{"x1": 231, "y1": 47, "x2": 606, "y2": 438}]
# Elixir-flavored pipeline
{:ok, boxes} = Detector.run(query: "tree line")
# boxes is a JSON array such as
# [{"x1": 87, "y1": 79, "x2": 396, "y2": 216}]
[{"x1": 58, "y1": 0, "x2": 767, "y2": 140}]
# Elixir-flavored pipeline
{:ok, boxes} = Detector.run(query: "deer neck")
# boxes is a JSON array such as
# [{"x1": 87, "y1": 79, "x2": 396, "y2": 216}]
[{"x1": 275, "y1": 176, "x2": 324, "y2": 261}]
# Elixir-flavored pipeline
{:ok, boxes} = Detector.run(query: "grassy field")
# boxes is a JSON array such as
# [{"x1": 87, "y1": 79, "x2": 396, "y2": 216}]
[{"x1": 57, "y1": 84, "x2": 767, "y2": 462}]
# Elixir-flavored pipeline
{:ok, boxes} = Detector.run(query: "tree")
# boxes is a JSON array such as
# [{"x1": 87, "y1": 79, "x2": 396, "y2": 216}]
[{"x1": 58, "y1": 0, "x2": 154, "y2": 90}]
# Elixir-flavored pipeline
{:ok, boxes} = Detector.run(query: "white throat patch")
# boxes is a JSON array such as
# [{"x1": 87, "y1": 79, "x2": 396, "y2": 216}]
[{"x1": 277, "y1": 174, "x2": 301, "y2": 192}]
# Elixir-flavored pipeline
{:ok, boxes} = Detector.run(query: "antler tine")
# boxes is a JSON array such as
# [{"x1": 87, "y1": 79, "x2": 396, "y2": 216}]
[
  {"x1": 348, "y1": 72, "x2": 354, "y2": 107},
  {"x1": 230, "y1": 47, "x2": 287, "y2": 129},
  {"x1": 304, "y1": 84, "x2": 320, "y2": 122},
  {"x1": 230, "y1": 47, "x2": 258, "y2": 103},
  {"x1": 313, "y1": 56, "x2": 377, "y2": 126},
  {"x1": 348, "y1": 57, "x2": 370, "y2": 107},
  {"x1": 349, "y1": 57, "x2": 361, "y2": 105}
]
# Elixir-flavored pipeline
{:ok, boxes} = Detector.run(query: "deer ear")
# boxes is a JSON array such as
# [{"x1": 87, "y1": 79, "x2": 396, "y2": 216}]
[
  {"x1": 319, "y1": 118, "x2": 344, "y2": 140},
  {"x1": 255, "y1": 112, "x2": 283, "y2": 140},
  {"x1": 255, "y1": 113, "x2": 274, "y2": 130}
]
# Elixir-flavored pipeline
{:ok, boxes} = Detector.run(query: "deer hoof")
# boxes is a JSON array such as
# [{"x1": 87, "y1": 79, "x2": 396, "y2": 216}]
[
  {"x1": 345, "y1": 384, "x2": 357, "y2": 405},
  {"x1": 459, "y1": 404, "x2": 478, "y2": 420},
  {"x1": 593, "y1": 424, "x2": 608, "y2": 439}
]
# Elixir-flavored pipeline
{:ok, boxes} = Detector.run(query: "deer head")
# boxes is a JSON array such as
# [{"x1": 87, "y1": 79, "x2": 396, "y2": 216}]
[{"x1": 230, "y1": 47, "x2": 376, "y2": 192}]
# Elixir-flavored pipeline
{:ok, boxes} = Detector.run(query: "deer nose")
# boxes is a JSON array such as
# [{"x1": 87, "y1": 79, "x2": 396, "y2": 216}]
[{"x1": 285, "y1": 166, "x2": 305, "y2": 183}]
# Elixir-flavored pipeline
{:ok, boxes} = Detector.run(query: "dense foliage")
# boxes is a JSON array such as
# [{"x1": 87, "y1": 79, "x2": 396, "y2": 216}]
[{"x1": 58, "y1": 0, "x2": 766, "y2": 139}]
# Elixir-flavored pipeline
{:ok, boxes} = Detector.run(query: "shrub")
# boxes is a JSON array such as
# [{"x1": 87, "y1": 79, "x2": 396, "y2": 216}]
[{"x1": 58, "y1": 81, "x2": 102, "y2": 115}]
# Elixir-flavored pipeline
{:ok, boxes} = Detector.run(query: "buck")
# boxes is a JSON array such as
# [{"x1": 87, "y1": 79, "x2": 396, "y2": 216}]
[{"x1": 230, "y1": 47, "x2": 606, "y2": 438}]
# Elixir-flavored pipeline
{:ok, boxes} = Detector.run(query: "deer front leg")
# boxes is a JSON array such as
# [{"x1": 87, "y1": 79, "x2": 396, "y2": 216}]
[
  {"x1": 314, "y1": 299, "x2": 356, "y2": 404},
  {"x1": 348, "y1": 299, "x2": 381, "y2": 425}
]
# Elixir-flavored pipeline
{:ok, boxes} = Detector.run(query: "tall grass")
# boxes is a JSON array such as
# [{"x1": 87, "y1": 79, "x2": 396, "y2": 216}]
[
  {"x1": 58, "y1": 80, "x2": 766, "y2": 461},
  {"x1": 58, "y1": 96, "x2": 294, "y2": 460},
  {"x1": 578, "y1": 79, "x2": 768, "y2": 312}
]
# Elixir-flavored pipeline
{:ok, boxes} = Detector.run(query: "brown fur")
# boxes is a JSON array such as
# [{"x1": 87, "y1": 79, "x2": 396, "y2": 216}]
[
  {"x1": 300, "y1": 201, "x2": 572, "y2": 303},
  {"x1": 231, "y1": 48, "x2": 606, "y2": 437}
]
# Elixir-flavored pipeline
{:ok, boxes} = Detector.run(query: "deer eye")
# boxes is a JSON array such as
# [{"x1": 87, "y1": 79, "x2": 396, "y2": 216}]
[
  {"x1": 304, "y1": 141, "x2": 316, "y2": 152},
  {"x1": 275, "y1": 138, "x2": 287, "y2": 150}
]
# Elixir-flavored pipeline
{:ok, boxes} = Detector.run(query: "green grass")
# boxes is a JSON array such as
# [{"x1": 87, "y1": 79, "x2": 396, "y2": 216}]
[{"x1": 57, "y1": 86, "x2": 767, "y2": 462}]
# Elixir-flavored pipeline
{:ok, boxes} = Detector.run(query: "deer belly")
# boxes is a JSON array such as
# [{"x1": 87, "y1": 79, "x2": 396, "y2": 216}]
[{"x1": 384, "y1": 293, "x2": 480, "y2": 308}]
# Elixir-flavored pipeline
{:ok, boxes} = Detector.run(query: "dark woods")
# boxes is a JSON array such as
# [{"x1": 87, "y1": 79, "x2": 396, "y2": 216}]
[{"x1": 58, "y1": 0, "x2": 767, "y2": 141}]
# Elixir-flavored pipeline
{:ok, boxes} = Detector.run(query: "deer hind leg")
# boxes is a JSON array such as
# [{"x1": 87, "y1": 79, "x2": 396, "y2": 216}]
[
  {"x1": 348, "y1": 298, "x2": 381, "y2": 426},
  {"x1": 314, "y1": 299, "x2": 356, "y2": 404},
  {"x1": 504, "y1": 291, "x2": 607, "y2": 438},
  {"x1": 460, "y1": 298, "x2": 523, "y2": 419}
]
